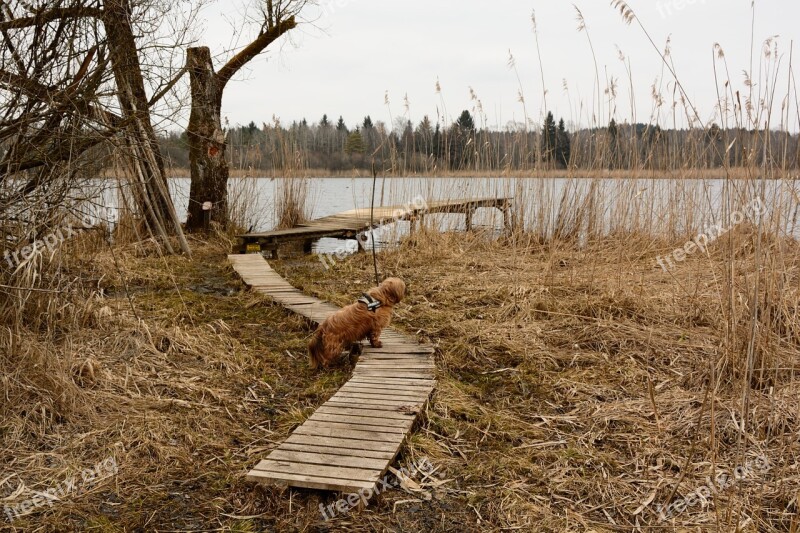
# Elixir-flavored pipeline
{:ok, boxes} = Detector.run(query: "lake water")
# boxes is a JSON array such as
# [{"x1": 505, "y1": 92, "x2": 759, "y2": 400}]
[{"x1": 86, "y1": 176, "x2": 800, "y2": 253}]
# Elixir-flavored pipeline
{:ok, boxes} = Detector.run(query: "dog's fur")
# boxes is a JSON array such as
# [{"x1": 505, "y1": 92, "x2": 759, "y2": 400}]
[{"x1": 308, "y1": 278, "x2": 406, "y2": 369}]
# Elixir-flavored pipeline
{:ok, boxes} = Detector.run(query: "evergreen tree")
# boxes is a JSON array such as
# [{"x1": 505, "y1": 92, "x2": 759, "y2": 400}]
[
  {"x1": 541, "y1": 111, "x2": 557, "y2": 162},
  {"x1": 345, "y1": 129, "x2": 365, "y2": 154},
  {"x1": 336, "y1": 116, "x2": 347, "y2": 132},
  {"x1": 363, "y1": 116, "x2": 374, "y2": 129},
  {"x1": 320, "y1": 114, "x2": 330, "y2": 127},
  {"x1": 556, "y1": 118, "x2": 571, "y2": 167},
  {"x1": 433, "y1": 123, "x2": 442, "y2": 159},
  {"x1": 456, "y1": 110, "x2": 476, "y2": 132},
  {"x1": 608, "y1": 118, "x2": 619, "y2": 167},
  {"x1": 415, "y1": 116, "x2": 434, "y2": 154}
]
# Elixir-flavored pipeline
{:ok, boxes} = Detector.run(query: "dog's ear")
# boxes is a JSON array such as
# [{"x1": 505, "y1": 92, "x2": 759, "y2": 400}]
[{"x1": 380, "y1": 278, "x2": 406, "y2": 304}]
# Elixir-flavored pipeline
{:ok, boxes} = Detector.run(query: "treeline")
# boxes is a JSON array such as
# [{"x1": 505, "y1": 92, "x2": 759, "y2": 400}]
[{"x1": 158, "y1": 110, "x2": 800, "y2": 173}]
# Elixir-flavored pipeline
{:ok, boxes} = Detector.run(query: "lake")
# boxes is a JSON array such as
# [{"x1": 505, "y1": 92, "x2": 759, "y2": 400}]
[{"x1": 85, "y1": 176, "x2": 800, "y2": 253}]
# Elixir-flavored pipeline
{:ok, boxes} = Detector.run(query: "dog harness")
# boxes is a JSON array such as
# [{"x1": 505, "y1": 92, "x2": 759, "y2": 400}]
[{"x1": 358, "y1": 293, "x2": 382, "y2": 312}]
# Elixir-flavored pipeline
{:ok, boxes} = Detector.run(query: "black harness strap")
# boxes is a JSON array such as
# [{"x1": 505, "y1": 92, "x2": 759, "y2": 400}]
[{"x1": 357, "y1": 293, "x2": 382, "y2": 312}]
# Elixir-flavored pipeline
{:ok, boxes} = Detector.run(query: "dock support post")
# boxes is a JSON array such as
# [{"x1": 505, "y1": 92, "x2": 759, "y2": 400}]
[
  {"x1": 502, "y1": 202, "x2": 512, "y2": 235},
  {"x1": 465, "y1": 205, "x2": 476, "y2": 232},
  {"x1": 409, "y1": 216, "x2": 417, "y2": 234}
]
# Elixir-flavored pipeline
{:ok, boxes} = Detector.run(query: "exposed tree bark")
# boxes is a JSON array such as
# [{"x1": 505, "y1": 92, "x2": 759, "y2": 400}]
[
  {"x1": 103, "y1": 0, "x2": 191, "y2": 255},
  {"x1": 185, "y1": 12, "x2": 297, "y2": 233},
  {"x1": 186, "y1": 46, "x2": 228, "y2": 232}
]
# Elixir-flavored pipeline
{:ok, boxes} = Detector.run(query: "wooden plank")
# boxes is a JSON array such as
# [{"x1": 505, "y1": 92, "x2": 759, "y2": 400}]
[
  {"x1": 339, "y1": 384, "x2": 433, "y2": 395},
  {"x1": 285, "y1": 433, "x2": 399, "y2": 452},
  {"x1": 352, "y1": 372, "x2": 435, "y2": 380},
  {"x1": 279, "y1": 442, "x2": 397, "y2": 460},
  {"x1": 246, "y1": 469, "x2": 376, "y2": 492},
  {"x1": 361, "y1": 346, "x2": 435, "y2": 354},
  {"x1": 353, "y1": 363, "x2": 433, "y2": 371},
  {"x1": 308, "y1": 413, "x2": 414, "y2": 431},
  {"x1": 266, "y1": 449, "x2": 389, "y2": 470},
  {"x1": 339, "y1": 384, "x2": 432, "y2": 396},
  {"x1": 335, "y1": 385, "x2": 433, "y2": 396},
  {"x1": 299, "y1": 419, "x2": 408, "y2": 435},
  {"x1": 293, "y1": 423, "x2": 402, "y2": 442},
  {"x1": 252, "y1": 459, "x2": 383, "y2": 482},
  {"x1": 324, "y1": 398, "x2": 425, "y2": 410},
  {"x1": 348, "y1": 377, "x2": 436, "y2": 387},
  {"x1": 336, "y1": 383, "x2": 434, "y2": 394},
  {"x1": 316, "y1": 405, "x2": 418, "y2": 420}
]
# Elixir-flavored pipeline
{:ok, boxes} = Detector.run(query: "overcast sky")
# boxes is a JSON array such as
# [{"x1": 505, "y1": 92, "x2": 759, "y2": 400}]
[{"x1": 178, "y1": 0, "x2": 798, "y2": 132}]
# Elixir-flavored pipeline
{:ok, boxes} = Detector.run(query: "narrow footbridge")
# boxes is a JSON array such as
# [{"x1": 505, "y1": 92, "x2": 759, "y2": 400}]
[
  {"x1": 237, "y1": 196, "x2": 513, "y2": 256},
  {"x1": 229, "y1": 254, "x2": 435, "y2": 492}
]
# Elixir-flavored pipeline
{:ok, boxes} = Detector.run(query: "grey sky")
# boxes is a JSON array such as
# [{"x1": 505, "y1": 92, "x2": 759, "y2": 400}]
[{"x1": 187, "y1": 0, "x2": 798, "y2": 132}]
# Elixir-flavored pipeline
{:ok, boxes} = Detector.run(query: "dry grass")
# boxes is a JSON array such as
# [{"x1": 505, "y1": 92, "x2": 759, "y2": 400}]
[
  {"x1": 0, "y1": 224, "x2": 798, "y2": 531},
  {"x1": 273, "y1": 229, "x2": 800, "y2": 531}
]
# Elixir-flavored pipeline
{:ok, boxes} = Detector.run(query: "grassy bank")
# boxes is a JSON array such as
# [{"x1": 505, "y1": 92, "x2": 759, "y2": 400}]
[{"x1": 3, "y1": 226, "x2": 795, "y2": 531}]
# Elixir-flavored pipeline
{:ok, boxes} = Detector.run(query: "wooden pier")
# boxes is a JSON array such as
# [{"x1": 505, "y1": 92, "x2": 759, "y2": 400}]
[
  {"x1": 229, "y1": 254, "x2": 435, "y2": 493},
  {"x1": 237, "y1": 196, "x2": 513, "y2": 256}
]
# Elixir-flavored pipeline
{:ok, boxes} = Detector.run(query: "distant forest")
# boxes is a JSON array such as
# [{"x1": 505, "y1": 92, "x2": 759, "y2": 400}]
[{"x1": 158, "y1": 110, "x2": 800, "y2": 173}]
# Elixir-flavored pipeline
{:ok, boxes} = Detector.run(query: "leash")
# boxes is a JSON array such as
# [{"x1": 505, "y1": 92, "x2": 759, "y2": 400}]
[{"x1": 370, "y1": 163, "x2": 380, "y2": 287}]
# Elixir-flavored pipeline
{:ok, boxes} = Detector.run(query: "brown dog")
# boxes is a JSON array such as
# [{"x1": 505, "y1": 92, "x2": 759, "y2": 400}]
[{"x1": 308, "y1": 278, "x2": 406, "y2": 369}]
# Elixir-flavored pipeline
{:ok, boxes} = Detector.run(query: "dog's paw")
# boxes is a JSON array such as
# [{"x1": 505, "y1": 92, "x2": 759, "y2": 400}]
[{"x1": 371, "y1": 340, "x2": 383, "y2": 348}]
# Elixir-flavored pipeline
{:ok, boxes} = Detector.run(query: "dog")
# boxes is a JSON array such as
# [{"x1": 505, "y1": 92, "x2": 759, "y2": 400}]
[{"x1": 308, "y1": 277, "x2": 406, "y2": 369}]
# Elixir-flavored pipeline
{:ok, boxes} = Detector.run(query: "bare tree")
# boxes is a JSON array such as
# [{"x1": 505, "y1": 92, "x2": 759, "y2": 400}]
[
  {"x1": 0, "y1": 0, "x2": 191, "y2": 255},
  {"x1": 185, "y1": 0, "x2": 309, "y2": 232}
]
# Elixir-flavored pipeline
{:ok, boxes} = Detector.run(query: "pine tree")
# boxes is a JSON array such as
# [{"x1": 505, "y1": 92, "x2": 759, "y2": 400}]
[
  {"x1": 415, "y1": 116, "x2": 434, "y2": 154},
  {"x1": 456, "y1": 110, "x2": 476, "y2": 132},
  {"x1": 336, "y1": 116, "x2": 347, "y2": 132},
  {"x1": 345, "y1": 129, "x2": 365, "y2": 154},
  {"x1": 363, "y1": 116, "x2": 374, "y2": 129},
  {"x1": 320, "y1": 114, "x2": 330, "y2": 127},
  {"x1": 608, "y1": 118, "x2": 619, "y2": 169},
  {"x1": 556, "y1": 118, "x2": 571, "y2": 167},
  {"x1": 541, "y1": 111, "x2": 557, "y2": 162}
]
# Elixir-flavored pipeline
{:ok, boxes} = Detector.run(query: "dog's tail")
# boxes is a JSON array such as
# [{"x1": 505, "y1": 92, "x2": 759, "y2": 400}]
[{"x1": 308, "y1": 331, "x2": 325, "y2": 369}]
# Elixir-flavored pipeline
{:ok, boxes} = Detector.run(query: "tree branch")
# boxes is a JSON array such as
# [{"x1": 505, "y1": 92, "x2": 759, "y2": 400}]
[
  {"x1": 0, "y1": 7, "x2": 104, "y2": 31},
  {"x1": 216, "y1": 15, "x2": 296, "y2": 87},
  {"x1": 148, "y1": 65, "x2": 187, "y2": 107}
]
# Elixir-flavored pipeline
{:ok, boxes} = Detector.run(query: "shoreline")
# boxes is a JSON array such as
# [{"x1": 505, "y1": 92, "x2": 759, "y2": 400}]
[{"x1": 162, "y1": 167, "x2": 798, "y2": 180}]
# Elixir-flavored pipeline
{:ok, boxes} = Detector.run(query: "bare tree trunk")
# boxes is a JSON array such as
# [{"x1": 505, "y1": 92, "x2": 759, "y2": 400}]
[
  {"x1": 186, "y1": 46, "x2": 228, "y2": 233},
  {"x1": 185, "y1": 11, "x2": 298, "y2": 233},
  {"x1": 104, "y1": 0, "x2": 191, "y2": 255}
]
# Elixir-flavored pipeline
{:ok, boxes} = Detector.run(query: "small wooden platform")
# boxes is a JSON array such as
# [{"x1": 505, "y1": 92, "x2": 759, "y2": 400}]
[
  {"x1": 237, "y1": 196, "x2": 513, "y2": 256},
  {"x1": 229, "y1": 254, "x2": 436, "y2": 493}
]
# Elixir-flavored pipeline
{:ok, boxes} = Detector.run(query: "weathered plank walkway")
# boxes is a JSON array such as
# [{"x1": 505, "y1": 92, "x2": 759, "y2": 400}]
[
  {"x1": 237, "y1": 196, "x2": 513, "y2": 256},
  {"x1": 229, "y1": 254, "x2": 435, "y2": 493}
]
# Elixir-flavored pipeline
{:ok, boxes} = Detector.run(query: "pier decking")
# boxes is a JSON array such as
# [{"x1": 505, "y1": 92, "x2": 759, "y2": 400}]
[
  {"x1": 237, "y1": 196, "x2": 513, "y2": 256},
  {"x1": 229, "y1": 254, "x2": 435, "y2": 493}
]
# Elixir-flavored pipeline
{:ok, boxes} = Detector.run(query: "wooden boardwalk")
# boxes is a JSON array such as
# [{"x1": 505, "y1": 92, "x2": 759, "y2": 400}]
[
  {"x1": 229, "y1": 254, "x2": 435, "y2": 493},
  {"x1": 237, "y1": 196, "x2": 512, "y2": 256}
]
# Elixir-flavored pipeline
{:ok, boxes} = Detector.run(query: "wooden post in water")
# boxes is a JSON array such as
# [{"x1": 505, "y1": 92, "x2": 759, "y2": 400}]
[
  {"x1": 501, "y1": 200, "x2": 513, "y2": 234},
  {"x1": 465, "y1": 205, "x2": 476, "y2": 232}
]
